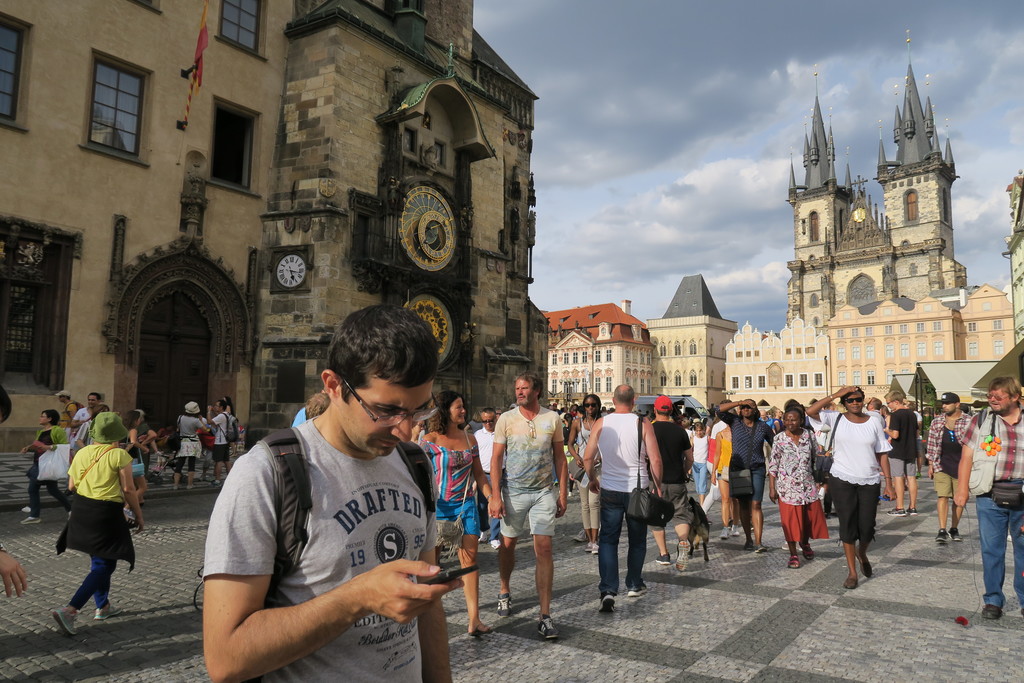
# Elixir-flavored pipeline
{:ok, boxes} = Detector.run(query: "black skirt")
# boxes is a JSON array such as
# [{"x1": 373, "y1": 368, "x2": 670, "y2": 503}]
[{"x1": 56, "y1": 495, "x2": 135, "y2": 571}]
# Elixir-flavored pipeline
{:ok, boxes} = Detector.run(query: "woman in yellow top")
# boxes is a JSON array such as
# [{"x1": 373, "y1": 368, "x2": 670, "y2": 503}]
[
  {"x1": 711, "y1": 421, "x2": 737, "y2": 540},
  {"x1": 52, "y1": 412, "x2": 144, "y2": 636},
  {"x1": 19, "y1": 409, "x2": 71, "y2": 524}
]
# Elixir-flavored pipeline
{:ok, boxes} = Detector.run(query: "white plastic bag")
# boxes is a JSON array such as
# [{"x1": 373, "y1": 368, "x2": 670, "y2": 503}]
[{"x1": 38, "y1": 444, "x2": 70, "y2": 481}]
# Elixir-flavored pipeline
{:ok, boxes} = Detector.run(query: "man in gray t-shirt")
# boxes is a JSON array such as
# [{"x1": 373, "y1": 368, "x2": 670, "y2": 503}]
[{"x1": 203, "y1": 305, "x2": 459, "y2": 682}]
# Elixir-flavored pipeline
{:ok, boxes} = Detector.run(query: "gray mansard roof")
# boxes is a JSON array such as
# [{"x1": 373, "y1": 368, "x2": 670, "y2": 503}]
[{"x1": 662, "y1": 274, "x2": 724, "y2": 320}]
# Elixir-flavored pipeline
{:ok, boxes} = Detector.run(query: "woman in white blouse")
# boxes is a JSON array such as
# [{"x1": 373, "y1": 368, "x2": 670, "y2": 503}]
[{"x1": 806, "y1": 386, "x2": 893, "y2": 589}]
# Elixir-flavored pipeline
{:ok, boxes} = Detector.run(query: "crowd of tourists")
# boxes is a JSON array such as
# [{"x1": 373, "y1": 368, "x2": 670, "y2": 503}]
[{"x1": 3, "y1": 304, "x2": 1023, "y2": 683}]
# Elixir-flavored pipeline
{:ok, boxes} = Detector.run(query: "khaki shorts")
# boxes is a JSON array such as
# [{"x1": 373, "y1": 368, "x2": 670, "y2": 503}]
[
  {"x1": 500, "y1": 487, "x2": 557, "y2": 538},
  {"x1": 933, "y1": 471, "x2": 958, "y2": 498}
]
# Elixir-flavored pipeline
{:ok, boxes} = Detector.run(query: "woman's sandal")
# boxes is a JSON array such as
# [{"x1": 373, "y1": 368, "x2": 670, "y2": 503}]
[
  {"x1": 787, "y1": 555, "x2": 801, "y2": 569},
  {"x1": 859, "y1": 557, "x2": 872, "y2": 578},
  {"x1": 800, "y1": 544, "x2": 814, "y2": 560},
  {"x1": 468, "y1": 625, "x2": 494, "y2": 638},
  {"x1": 843, "y1": 576, "x2": 859, "y2": 589}
]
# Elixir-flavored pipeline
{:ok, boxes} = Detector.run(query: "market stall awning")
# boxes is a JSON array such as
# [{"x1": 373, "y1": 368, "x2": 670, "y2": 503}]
[{"x1": 916, "y1": 360, "x2": 997, "y2": 404}]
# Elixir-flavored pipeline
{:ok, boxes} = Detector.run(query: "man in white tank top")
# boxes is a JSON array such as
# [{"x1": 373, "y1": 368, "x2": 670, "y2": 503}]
[{"x1": 583, "y1": 385, "x2": 663, "y2": 613}]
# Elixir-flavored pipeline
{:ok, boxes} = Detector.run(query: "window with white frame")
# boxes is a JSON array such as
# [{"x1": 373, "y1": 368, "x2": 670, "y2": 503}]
[
  {"x1": 968, "y1": 341, "x2": 979, "y2": 357},
  {"x1": 899, "y1": 324, "x2": 908, "y2": 334},
  {"x1": 885, "y1": 344, "x2": 894, "y2": 359},
  {"x1": 900, "y1": 343, "x2": 910, "y2": 358},
  {"x1": 916, "y1": 342, "x2": 926, "y2": 357},
  {"x1": 572, "y1": 351, "x2": 579, "y2": 364},
  {"x1": 813, "y1": 373, "x2": 823, "y2": 387},
  {"x1": 582, "y1": 351, "x2": 588, "y2": 363},
  {"x1": 757, "y1": 375, "x2": 766, "y2": 389},
  {"x1": 865, "y1": 345, "x2": 875, "y2": 359},
  {"x1": 864, "y1": 326, "x2": 873, "y2": 336},
  {"x1": 744, "y1": 376, "x2": 752, "y2": 389},
  {"x1": 799, "y1": 373, "x2": 808, "y2": 387},
  {"x1": 785, "y1": 374, "x2": 794, "y2": 388},
  {"x1": 605, "y1": 377, "x2": 612, "y2": 392},
  {"x1": 883, "y1": 325, "x2": 893, "y2": 335},
  {"x1": 837, "y1": 346, "x2": 846, "y2": 360},
  {"x1": 851, "y1": 345, "x2": 861, "y2": 360},
  {"x1": 916, "y1": 322, "x2": 925, "y2": 332},
  {"x1": 835, "y1": 329, "x2": 845, "y2": 339},
  {"x1": 605, "y1": 349, "x2": 612, "y2": 361},
  {"x1": 994, "y1": 339, "x2": 1005, "y2": 356},
  {"x1": 562, "y1": 353, "x2": 569, "y2": 364},
  {"x1": 933, "y1": 340, "x2": 944, "y2": 356},
  {"x1": 967, "y1": 322, "x2": 977, "y2": 332},
  {"x1": 551, "y1": 353, "x2": 557, "y2": 365},
  {"x1": 731, "y1": 376, "x2": 740, "y2": 389},
  {"x1": 993, "y1": 320, "x2": 1004, "y2": 331},
  {"x1": 837, "y1": 371, "x2": 846, "y2": 385},
  {"x1": 933, "y1": 321, "x2": 943, "y2": 331},
  {"x1": 886, "y1": 369, "x2": 894, "y2": 383},
  {"x1": 852, "y1": 371, "x2": 861, "y2": 384},
  {"x1": 866, "y1": 370, "x2": 875, "y2": 385}
]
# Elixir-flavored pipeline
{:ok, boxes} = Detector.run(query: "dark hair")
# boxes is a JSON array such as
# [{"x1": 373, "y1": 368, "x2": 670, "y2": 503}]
[
  {"x1": 581, "y1": 394, "x2": 601, "y2": 410},
  {"x1": 428, "y1": 390, "x2": 464, "y2": 434},
  {"x1": 123, "y1": 410, "x2": 142, "y2": 430},
  {"x1": 218, "y1": 396, "x2": 234, "y2": 413},
  {"x1": 88, "y1": 392, "x2": 103, "y2": 401},
  {"x1": 328, "y1": 305, "x2": 438, "y2": 398},
  {"x1": 41, "y1": 409, "x2": 60, "y2": 425},
  {"x1": 783, "y1": 405, "x2": 805, "y2": 422},
  {"x1": 515, "y1": 372, "x2": 543, "y2": 397}
]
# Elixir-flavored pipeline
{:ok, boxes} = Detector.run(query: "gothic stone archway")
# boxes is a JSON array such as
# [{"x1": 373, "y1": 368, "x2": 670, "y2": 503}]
[{"x1": 103, "y1": 238, "x2": 252, "y2": 419}]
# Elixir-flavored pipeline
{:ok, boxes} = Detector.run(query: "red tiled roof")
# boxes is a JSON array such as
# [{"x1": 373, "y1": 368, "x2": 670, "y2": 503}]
[{"x1": 544, "y1": 303, "x2": 647, "y2": 332}]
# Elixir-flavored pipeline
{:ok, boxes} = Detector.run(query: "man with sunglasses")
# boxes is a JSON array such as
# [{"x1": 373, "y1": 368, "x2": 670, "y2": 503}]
[
  {"x1": 203, "y1": 305, "x2": 458, "y2": 682},
  {"x1": 488, "y1": 372, "x2": 569, "y2": 639},
  {"x1": 475, "y1": 408, "x2": 502, "y2": 549}
]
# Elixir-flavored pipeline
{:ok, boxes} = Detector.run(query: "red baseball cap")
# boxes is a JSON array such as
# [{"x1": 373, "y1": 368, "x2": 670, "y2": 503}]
[{"x1": 654, "y1": 395, "x2": 674, "y2": 413}]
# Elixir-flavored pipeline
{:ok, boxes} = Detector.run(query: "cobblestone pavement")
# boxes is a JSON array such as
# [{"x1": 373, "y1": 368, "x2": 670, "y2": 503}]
[{"x1": 0, "y1": 479, "x2": 1021, "y2": 682}]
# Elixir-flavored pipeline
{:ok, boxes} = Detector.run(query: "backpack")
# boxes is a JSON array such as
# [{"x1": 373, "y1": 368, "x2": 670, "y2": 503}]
[
  {"x1": 261, "y1": 428, "x2": 435, "y2": 602},
  {"x1": 224, "y1": 413, "x2": 240, "y2": 443}
]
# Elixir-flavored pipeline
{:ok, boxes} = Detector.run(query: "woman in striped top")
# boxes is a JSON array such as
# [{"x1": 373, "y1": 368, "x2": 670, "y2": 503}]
[{"x1": 421, "y1": 390, "x2": 494, "y2": 637}]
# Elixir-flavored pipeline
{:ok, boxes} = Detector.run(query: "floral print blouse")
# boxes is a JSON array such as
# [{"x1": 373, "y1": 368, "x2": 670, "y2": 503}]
[{"x1": 767, "y1": 429, "x2": 819, "y2": 505}]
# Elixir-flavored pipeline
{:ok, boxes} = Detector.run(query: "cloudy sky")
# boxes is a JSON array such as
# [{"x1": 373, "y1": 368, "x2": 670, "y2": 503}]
[{"x1": 474, "y1": 1, "x2": 1024, "y2": 332}]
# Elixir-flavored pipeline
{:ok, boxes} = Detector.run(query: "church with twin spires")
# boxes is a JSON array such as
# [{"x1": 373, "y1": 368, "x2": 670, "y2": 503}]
[{"x1": 785, "y1": 60, "x2": 967, "y2": 328}]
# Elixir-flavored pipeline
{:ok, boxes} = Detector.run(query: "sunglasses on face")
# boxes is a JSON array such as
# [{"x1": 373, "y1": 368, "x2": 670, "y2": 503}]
[
  {"x1": 482, "y1": 419, "x2": 496, "y2": 423},
  {"x1": 583, "y1": 403, "x2": 599, "y2": 408},
  {"x1": 843, "y1": 397, "x2": 865, "y2": 404}
]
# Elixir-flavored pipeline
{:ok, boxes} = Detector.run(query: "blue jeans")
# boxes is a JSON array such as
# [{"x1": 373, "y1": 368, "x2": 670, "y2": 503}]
[
  {"x1": 976, "y1": 491, "x2": 1024, "y2": 608},
  {"x1": 692, "y1": 462, "x2": 709, "y2": 495},
  {"x1": 598, "y1": 489, "x2": 647, "y2": 595},
  {"x1": 27, "y1": 463, "x2": 71, "y2": 518},
  {"x1": 69, "y1": 556, "x2": 118, "y2": 611}
]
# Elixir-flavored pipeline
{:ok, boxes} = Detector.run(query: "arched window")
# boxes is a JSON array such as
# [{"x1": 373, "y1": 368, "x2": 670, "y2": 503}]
[
  {"x1": 659, "y1": 344, "x2": 666, "y2": 356},
  {"x1": 904, "y1": 190, "x2": 918, "y2": 222},
  {"x1": 674, "y1": 372, "x2": 682, "y2": 387},
  {"x1": 809, "y1": 211, "x2": 820, "y2": 242},
  {"x1": 660, "y1": 373, "x2": 667, "y2": 387},
  {"x1": 674, "y1": 341, "x2": 681, "y2": 355},
  {"x1": 942, "y1": 188, "x2": 951, "y2": 223},
  {"x1": 847, "y1": 274, "x2": 876, "y2": 307},
  {"x1": 689, "y1": 370, "x2": 697, "y2": 386},
  {"x1": 689, "y1": 340, "x2": 697, "y2": 355},
  {"x1": 810, "y1": 293, "x2": 818, "y2": 307}
]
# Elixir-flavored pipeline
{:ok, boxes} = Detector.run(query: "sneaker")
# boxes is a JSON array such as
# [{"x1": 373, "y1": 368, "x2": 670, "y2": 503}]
[
  {"x1": 626, "y1": 585, "x2": 647, "y2": 598},
  {"x1": 754, "y1": 544, "x2": 769, "y2": 554},
  {"x1": 655, "y1": 553, "x2": 671, "y2": 566},
  {"x1": 490, "y1": 539, "x2": 501, "y2": 549},
  {"x1": 731, "y1": 525, "x2": 742, "y2": 537},
  {"x1": 675, "y1": 541, "x2": 690, "y2": 572},
  {"x1": 981, "y1": 604, "x2": 1003, "y2": 620},
  {"x1": 211, "y1": 479, "x2": 222, "y2": 487},
  {"x1": 907, "y1": 507, "x2": 918, "y2": 516},
  {"x1": 949, "y1": 527, "x2": 962, "y2": 542},
  {"x1": 21, "y1": 506, "x2": 31, "y2": 513},
  {"x1": 886, "y1": 508, "x2": 907, "y2": 517},
  {"x1": 51, "y1": 606, "x2": 78, "y2": 635},
  {"x1": 573, "y1": 528, "x2": 588, "y2": 542},
  {"x1": 21, "y1": 517, "x2": 40, "y2": 524},
  {"x1": 537, "y1": 615, "x2": 559, "y2": 639},
  {"x1": 588, "y1": 542, "x2": 599, "y2": 554},
  {"x1": 935, "y1": 529, "x2": 949, "y2": 543},
  {"x1": 719, "y1": 527, "x2": 729, "y2": 540},
  {"x1": 496, "y1": 593, "x2": 512, "y2": 617},
  {"x1": 599, "y1": 593, "x2": 615, "y2": 613},
  {"x1": 94, "y1": 604, "x2": 122, "y2": 620}
]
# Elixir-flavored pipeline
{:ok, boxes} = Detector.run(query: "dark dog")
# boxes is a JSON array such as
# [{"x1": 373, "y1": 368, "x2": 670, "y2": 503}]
[{"x1": 686, "y1": 497, "x2": 711, "y2": 562}]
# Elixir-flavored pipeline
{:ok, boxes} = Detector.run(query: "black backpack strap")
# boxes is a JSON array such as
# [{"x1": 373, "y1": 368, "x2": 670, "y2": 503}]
[
  {"x1": 396, "y1": 441, "x2": 436, "y2": 514},
  {"x1": 261, "y1": 428, "x2": 312, "y2": 603}
]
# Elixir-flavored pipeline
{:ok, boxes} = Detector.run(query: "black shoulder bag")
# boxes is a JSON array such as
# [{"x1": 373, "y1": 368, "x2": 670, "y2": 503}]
[
  {"x1": 729, "y1": 419, "x2": 755, "y2": 497},
  {"x1": 626, "y1": 417, "x2": 674, "y2": 526}
]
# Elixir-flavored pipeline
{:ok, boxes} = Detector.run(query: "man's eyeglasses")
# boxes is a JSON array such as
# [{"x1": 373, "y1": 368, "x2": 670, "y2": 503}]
[
  {"x1": 481, "y1": 419, "x2": 496, "y2": 424},
  {"x1": 341, "y1": 377, "x2": 438, "y2": 426}
]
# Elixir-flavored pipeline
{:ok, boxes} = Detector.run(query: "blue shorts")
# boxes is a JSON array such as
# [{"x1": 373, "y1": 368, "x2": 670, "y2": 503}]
[
  {"x1": 435, "y1": 495, "x2": 481, "y2": 537},
  {"x1": 691, "y1": 462, "x2": 709, "y2": 495}
]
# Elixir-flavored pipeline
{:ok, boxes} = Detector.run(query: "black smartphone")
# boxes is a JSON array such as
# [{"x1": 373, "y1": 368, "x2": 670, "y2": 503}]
[{"x1": 421, "y1": 565, "x2": 478, "y2": 585}]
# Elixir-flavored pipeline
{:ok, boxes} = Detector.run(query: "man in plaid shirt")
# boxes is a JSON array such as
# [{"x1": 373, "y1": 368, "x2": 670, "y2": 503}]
[
  {"x1": 955, "y1": 377, "x2": 1024, "y2": 620},
  {"x1": 925, "y1": 392, "x2": 970, "y2": 543}
]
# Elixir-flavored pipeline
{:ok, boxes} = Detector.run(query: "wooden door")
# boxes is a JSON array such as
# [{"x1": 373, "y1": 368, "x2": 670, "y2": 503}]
[{"x1": 136, "y1": 293, "x2": 211, "y2": 429}]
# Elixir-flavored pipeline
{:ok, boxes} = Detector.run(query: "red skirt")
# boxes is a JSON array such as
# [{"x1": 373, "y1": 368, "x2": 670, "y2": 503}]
[{"x1": 778, "y1": 499, "x2": 829, "y2": 543}]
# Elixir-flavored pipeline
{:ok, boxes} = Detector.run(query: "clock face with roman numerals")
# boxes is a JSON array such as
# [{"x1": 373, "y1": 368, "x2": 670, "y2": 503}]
[
  {"x1": 399, "y1": 186, "x2": 456, "y2": 271},
  {"x1": 275, "y1": 253, "x2": 307, "y2": 288}
]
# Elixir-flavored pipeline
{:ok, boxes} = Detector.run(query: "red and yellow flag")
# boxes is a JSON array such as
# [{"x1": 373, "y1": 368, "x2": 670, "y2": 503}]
[{"x1": 177, "y1": 0, "x2": 209, "y2": 131}]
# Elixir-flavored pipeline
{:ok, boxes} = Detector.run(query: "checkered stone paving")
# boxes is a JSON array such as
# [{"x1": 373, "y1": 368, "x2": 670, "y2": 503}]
[{"x1": 0, "y1": 482, "x2": 1021, "y2": 681}]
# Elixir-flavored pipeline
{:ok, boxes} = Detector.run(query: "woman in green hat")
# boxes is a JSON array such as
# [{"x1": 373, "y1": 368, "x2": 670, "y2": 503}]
[{"x1": 51, "y1": 412, "x2": 144, "y2": 636}]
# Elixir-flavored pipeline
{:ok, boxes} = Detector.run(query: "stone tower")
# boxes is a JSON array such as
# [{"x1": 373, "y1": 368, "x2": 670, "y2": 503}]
[{"x1": 786, "y1": 58, "x2": 967, "y2": 328}]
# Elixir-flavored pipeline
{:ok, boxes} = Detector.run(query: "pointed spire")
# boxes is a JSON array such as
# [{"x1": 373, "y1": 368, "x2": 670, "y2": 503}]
[
  {"x1": 896, "y1": 63, "x2": 932, "y2": 164},
  {"x1": 924, "y1": 96, "x2": 935, "y2": 139},
  {"x1": 789, "y1": 161, "x2": 797, "y2": 190},
  {"x1": 945, "y1": 136, "x2": 955, "y2": 165},
  {"x1": 803, "y1": 96, "x2": 831, "y2": 189},
  {"x1": 844, "y1": 163, "x2": 852, "y2": 189},
  {"x1": 893, "y1": 106, "x2": 903, "y2": 145},
  {"x1": 878, "y1": 138, "x2": 887, "y2": 167}
]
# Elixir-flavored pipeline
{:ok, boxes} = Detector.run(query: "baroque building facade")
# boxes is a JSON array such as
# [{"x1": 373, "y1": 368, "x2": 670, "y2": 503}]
[
  {"x1": 649, "y1": 274, "x2": 736, "y2": 410},
  {"x1": 1007, "y1": 172, "x2": 1024, "y2": 342},
  {"x1": 545, "y1": 301, "x2": 653, "y2": 408},
  {"x1": 787, "y1": 61, "x2": 966, "y2": 328},
  {"x1": 827, "y1": 285, "x2": 1012, "y2": 393},
  {"x1": 0, "y1": 0, "x2": 543, "y2": 445},
  {"x1": 724, "y1": 318, "x2": 829, "y2": 407}
]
